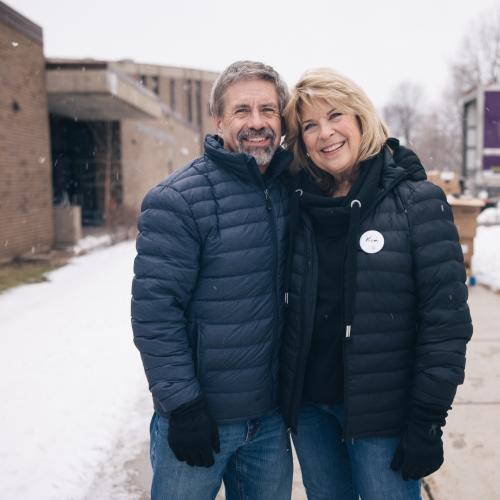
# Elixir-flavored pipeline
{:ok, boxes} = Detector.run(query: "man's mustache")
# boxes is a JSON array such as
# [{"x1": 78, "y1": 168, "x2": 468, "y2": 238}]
[{"x1": 237, "y1": 128, "x2": 276, "y2": 143}]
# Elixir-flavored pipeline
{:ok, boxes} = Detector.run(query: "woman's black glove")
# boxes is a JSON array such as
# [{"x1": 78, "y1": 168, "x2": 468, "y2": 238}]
[
  {"x1": 391, "y1": 405, "x2": 447, "y2": 480},
  {"x1": 167, "y1": 396, "x2": 220, "y2": 467}
]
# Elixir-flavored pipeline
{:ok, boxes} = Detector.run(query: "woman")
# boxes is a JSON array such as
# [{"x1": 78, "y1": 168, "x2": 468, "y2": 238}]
[{"x1": 280, "y1": 68, "x2": 472, "y2": 500}]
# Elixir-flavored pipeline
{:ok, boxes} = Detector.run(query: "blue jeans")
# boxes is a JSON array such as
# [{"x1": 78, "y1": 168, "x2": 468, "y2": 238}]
[
  {"x1": 150, "y1": 409, "x2": 293, "y2": 500},
  {"x1": 293, "y1": 403, "x2": 421, "y2": 500}
]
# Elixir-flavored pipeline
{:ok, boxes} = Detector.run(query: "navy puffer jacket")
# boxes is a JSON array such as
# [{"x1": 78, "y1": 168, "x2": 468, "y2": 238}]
[
  {"x1": 132, "y1": 135, "x2": 292, "y2": 422},
  {"x1": 280, "y1": 142, "x2": 473, "y2": 437}
]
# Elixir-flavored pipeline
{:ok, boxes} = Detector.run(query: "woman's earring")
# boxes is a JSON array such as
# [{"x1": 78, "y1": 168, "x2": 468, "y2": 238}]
[{"x1": 306, "y1": 153, "x2": 310, "y2": 158}]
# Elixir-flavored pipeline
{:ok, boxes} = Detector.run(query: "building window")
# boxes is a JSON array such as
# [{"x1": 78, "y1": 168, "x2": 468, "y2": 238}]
[
  {"x1": 170, "y1": 79, "x2": 176, "y2": 110},
  {"x1": 186, "y1": 79, "x2": 193, "y2": 123},
  {"x1": 139, "y1": 74, "x2": 147, "y2": 87},
  {"x1": 151, "y1": 76, "x2": 159, "y2": 95},
  {"x1": 195, "y1": 81, "x2": 202, "y2": 130}
]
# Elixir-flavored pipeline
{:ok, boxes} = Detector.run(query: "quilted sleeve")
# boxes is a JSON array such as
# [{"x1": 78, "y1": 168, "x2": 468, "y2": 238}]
[
  {"x1": 406, "y1": 181, "x2": 473, "y2": 411},
  {"x1": 131, "y1": 183, "x2": 202, "y2": 414}
]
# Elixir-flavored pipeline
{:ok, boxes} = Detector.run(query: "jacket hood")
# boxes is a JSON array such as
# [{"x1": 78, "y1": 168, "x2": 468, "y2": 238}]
[
  {"x1": 204, "y1": 134, "x2": 293, "y2": 184},
  {"x1": 381, "y1": 138, "x2": 427, "y2": 188}
]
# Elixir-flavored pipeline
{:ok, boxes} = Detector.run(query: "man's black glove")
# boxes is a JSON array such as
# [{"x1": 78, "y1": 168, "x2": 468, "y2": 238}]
[
  {"x1": 167, "y1": 396, "x2": 220, "y2": 467},
  {"x1": 391, "y1": 405, "x2": 447, "y2": 480}
]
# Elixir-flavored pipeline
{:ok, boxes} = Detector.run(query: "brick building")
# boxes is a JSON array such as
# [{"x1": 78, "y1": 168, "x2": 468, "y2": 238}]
[
  {"x1": 0, "y1": 1, "x2": 54, "y2": 262},
  {"x1": 0, "y1": 1, "x2": 218, "y2": 261}
]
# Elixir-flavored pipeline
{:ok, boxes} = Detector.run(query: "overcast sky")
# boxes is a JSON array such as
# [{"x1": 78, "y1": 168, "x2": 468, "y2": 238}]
[{"x1": 9, "y1": 0, "x2": 499, "y2": 108}]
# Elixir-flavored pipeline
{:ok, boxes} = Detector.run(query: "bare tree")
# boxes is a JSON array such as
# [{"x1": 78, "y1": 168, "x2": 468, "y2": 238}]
[
  {"x1": 383, "y1": 82, "x2": 425, "y2": 147},
  {"x1": 382, "y1": 7, "x2": 500, "y2": 174},
  {"x1": 383, "y1": 82, "x2": 461, "y2": 172},
  {"x1": 451, "y1": 6, "x2": 500, "y2": 95},
  {"x1": 412, "y1": 104, "x2": 461, "y2": 172}
]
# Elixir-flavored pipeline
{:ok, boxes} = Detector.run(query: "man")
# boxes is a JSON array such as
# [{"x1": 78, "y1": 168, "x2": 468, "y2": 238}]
[{"x1": 131, "y1": 61, "x2": 293, "y2": 500}]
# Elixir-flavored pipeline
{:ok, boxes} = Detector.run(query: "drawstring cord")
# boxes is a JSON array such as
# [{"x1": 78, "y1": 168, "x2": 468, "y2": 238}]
[{"x1": 344, "y1": 199, "x2": 361, "y2": 337}]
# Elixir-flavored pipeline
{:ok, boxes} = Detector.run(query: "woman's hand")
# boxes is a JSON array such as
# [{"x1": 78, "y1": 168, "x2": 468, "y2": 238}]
[{"x1": 391, "y1": 420, "x2": 444, "y2": 480}]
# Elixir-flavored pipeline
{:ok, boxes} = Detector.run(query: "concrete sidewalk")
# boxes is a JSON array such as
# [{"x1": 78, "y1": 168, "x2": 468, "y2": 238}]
[
  {"x1": 422, "y1": 285, "x2": 500, "y2": 500},
  {"x1": 124, "y1": 285, "x2": 499, "y2": 500}
]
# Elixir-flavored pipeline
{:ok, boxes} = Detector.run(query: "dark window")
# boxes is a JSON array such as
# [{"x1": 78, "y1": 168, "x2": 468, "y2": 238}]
[
  {"x1": 170, "y1": 79, "x2": 176, "y2": 110},
  {"x1": 139, "y1": 74, "x2": 147, "y2": 86},
  {"x1": 186, "y1": 79, "x2": 193, "y2": 123},
  {"x1": 151, "y1": 76, "x2": 159, "y2": 95},
  {"x1": 195, "y1": 80, "x2": 202, "y2": 130}
]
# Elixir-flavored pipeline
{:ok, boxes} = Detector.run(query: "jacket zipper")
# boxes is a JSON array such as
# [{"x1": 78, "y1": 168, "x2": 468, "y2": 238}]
[
  {"x1": 340, "y1": 235, "x2": 352, "y2": 441},
  {"x1": 263, "y1": 185, "x2": 280, "y2": 403},
  {"x1": 196, "y1": 322, "x2": 202, "y2": 377},
  {"x1": 342, "y1": 331, "x2": 352, "y2": 441},
  {"x1": 288, "y1": 217, "x2": 317, "y2": 432},
  {"x1": 250, "y1": 161, "x2": 283, "y2": 405}
]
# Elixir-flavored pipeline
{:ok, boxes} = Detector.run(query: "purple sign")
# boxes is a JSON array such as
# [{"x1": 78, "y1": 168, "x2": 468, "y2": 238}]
[
  {"x1": 483, "y1": 155, "x2": 500, "y2": 172},
  {"x1": 484, "y1": 91, "x2": 500, "y2": 149}
]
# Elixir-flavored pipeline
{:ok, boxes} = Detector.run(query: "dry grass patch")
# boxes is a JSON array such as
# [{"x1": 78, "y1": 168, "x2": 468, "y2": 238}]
[{"x1": 0, "y1": 257, "x2": 68, "y2": 294}]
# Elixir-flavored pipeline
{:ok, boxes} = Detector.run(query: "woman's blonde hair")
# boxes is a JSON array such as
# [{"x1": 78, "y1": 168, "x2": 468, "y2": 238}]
[{"x1": 284, "y1": 68, "x2": 389, "y2": 192}]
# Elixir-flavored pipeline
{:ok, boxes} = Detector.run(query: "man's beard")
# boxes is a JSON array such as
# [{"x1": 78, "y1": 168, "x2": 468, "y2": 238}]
[{"x1": 237, "y1": 128, "x2": 278, "y2": 166}]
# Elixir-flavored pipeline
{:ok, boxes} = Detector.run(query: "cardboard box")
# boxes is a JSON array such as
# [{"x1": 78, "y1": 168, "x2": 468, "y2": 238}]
[
  {"x1": 447, "y1": 197, "x2": 484, "y2": 268},
  {"x1": 427, "y1": 170, "x2": 461, "y2": 196},
  {"x1": 448, "y1": 198, "x2": 485, "y2": 239}
]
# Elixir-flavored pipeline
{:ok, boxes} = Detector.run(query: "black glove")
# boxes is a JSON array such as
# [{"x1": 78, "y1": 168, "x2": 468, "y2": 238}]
[
  {"x1": 391, "y1": 405, "x2": 447, "y2": 480},
  {"x1": 167, "y1": 396, "x2": 220, "y2": 467}
]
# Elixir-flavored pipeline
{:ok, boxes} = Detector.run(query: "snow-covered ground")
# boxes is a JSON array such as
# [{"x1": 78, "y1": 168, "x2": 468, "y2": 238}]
[
  {"x1": 0, "y1": 241, "x2": 151, "y2": 500},
  {"x1": 0, "y1": 219, "x2": 498, "y2": 500},
  {"x1": 472, "y1": 203, "x2": 500, "y2": 290},
  {"x1": 473, "y1": 225, "x2": 500, "y2": 291}
]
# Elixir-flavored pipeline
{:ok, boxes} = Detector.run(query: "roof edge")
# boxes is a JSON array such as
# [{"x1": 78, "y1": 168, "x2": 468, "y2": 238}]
[{"x1": 0, "y1": 1, "x2": 43, "y2": 45}]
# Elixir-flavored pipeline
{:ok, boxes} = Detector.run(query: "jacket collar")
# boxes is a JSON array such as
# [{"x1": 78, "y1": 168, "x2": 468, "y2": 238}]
[{"x1": 204, "y1": 134, "x2": 293, "y2": 184}]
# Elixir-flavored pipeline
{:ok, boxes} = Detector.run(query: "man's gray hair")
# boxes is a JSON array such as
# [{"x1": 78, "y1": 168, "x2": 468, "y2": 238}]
[{"x1": 209, "y1": 60, "x2": 289, "y2": 118}]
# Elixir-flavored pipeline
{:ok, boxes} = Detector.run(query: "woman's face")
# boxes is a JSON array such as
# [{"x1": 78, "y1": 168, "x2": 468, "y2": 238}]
[{"x1": 300, "y1": 99, "x2": 362, "y2": 179}]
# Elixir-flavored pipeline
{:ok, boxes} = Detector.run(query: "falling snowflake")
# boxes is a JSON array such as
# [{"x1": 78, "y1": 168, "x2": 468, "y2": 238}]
[{"x1": 11, "y1": 41, "x2": 19, "y2": 47}]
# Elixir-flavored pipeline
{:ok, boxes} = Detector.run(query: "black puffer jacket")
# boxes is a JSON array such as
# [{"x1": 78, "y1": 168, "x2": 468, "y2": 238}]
[
  {"x1": 280, "y1": 142, "x2": 473, "y2": 437},
  {"x1": 132, "y1": 135, "x2": 291, "y2": 422}
]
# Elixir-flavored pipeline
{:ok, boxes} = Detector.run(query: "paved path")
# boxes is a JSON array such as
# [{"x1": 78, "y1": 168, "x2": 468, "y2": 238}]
[
  {"x1": 422, "y1": 285, "x2": 500, "y2": 500},
  {"x1": 123, "y1": 285, "x2": 499, "y2": 499}
]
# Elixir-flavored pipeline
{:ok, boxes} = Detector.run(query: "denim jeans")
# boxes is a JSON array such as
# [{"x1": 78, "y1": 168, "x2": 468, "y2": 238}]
[
  {"x1": 149, "y1": 409, "x2": 293, "y2": 500},
  {"x1": 293, "y1": 402, "x2": 421, "y2": 500}
]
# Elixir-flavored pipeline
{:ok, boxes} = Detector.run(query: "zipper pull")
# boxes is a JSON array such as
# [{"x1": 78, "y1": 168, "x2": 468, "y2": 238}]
[
  {"x1": 264, "y1": 189, "x2": 272, "y2": 211},
  {"x1": 345, "y1": 325, "x2": 351, "y2": 338}
]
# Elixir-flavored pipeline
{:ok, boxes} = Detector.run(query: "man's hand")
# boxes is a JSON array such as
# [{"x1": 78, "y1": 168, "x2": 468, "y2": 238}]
[
  {"x1": 391, "y1": 405, "x2": 446, "y2": 480},
  {"x1": 167, "y1": 396, "x2": 220, "y2": 467}
]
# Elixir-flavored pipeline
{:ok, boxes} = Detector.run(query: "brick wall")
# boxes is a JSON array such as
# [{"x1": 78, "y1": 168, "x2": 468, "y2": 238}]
[
  {"x1": 0, "y1": 8, "x2": 54, "y2": 261},
  {"x1": 120, "y1": 115, "x2": 200, "y2": 223}
]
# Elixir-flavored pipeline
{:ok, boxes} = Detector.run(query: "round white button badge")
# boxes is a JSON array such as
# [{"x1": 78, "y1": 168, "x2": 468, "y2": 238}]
[{"x1": 359, "y1": 230, "x2": 384, "y2": 254}]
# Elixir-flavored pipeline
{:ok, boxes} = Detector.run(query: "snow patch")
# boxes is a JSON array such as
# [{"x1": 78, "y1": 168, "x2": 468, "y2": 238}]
[
  {"x1": 0, "y1": 241, "x2": 148, "y2": 500},
  {"x1": 73, "y1": 234, "x2": 113, "y2": 255},
  {"x1": 473, "y1": 226, "x2": 500, "y2": 291}
]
